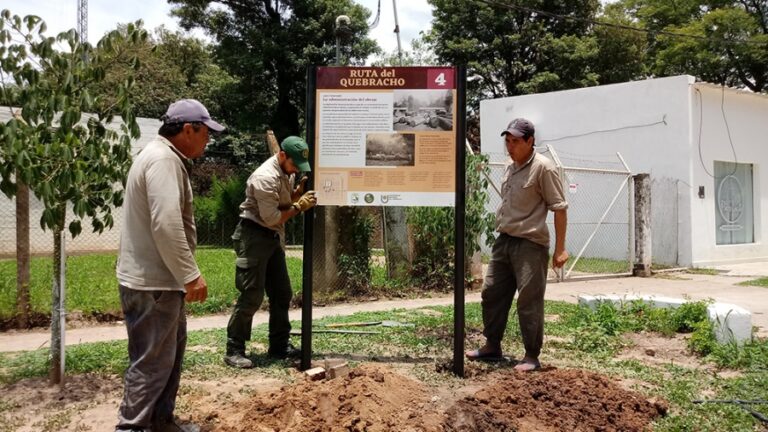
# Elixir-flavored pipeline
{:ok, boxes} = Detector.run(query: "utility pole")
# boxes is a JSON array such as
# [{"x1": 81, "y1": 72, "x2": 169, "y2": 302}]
[{"x1": 392, "y1": 0, "x2": 403, "y2": 65}]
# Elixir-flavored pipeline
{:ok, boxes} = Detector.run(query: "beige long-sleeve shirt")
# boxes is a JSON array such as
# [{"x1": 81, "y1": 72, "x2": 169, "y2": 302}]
[
  {"x1": 117, "y1": 136, "x2": 200, "y2": 291},
  {"x1": 239, "y1": 155, "x2": 295, "y2": 240},
  {"x1": 496, "y1": 152, "x2": 568, "y2": 246}
]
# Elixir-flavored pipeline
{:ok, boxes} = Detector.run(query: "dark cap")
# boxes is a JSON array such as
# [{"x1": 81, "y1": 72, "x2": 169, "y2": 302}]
[
  {"x1": 281, "y1": 136, "x2": 311, "y2": 172},
  {"x1": 501, "y1": 118, "x2": 535, "y2": 138},
  {"x1": 161, "y1": 99, "x2": 225, "y2": 132}
]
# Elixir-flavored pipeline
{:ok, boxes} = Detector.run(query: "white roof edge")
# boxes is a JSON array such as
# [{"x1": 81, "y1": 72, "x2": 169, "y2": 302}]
[{"x1": 692, "y1": 81, "x2": 768, "y2": 100}]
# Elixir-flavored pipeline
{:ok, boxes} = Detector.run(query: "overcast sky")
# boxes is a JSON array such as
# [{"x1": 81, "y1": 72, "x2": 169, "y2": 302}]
[{"x1": 3, "y1": 0, "x2": 432, "y2": 57}]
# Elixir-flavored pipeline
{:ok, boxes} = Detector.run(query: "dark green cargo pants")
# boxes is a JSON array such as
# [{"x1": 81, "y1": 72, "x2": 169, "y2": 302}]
[
  {"x1": 481, "y1": 233, "x2": 549, "y2": 358},
  {"x1": 226, "y1": 219, "x2": 293, "y2": 355}
]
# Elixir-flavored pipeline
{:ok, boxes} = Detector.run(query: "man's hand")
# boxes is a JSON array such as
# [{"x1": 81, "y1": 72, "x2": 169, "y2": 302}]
[
  {"x1": 184, "y1": 275, "x2": 208, "y2": 303},
  {"x1": 293, "y1": 190, "x2": 317, "y2": 212},
  {"x1": 552, "y1": 249, "x2": 569, "y2": 270},
  {"x1": 293, "y1": 176, "x2": 308, "y2": 198}
]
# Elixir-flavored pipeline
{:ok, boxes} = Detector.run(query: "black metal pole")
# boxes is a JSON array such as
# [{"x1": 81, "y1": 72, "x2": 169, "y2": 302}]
[
  {"x1": 453, "y1": 66, "x2": 467, "y2": 377},
  {"x1": 301, "y1": 66, "x2": 317, "y2": 371}
]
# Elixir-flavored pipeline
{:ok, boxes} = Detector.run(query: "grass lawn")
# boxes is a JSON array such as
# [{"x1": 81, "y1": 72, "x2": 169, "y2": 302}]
[
  {"x1": 0, "y1": 300, "x2": 766, "y2": 431},
  {"x1": 569, "y1": 256, "x2": 631, "y2": 274},
  {"x1": 0, "y1": 248, "x2": 304, "y2": 320},
  {"x1": 738, "y1": 277, "x2": 768, "y2": 288}
]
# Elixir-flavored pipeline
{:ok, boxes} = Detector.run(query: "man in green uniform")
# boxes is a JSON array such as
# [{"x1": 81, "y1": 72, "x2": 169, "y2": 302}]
[{"x1": 224, "y1": 136, "x2": 316, "y2": 368}]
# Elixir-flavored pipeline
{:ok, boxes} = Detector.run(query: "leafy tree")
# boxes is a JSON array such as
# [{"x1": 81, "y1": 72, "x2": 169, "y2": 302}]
[
  {"x1": 372, "y1": 37, "x2": 438, "y2": 66},
  {"x1": 90, "y1": 24, "x2": 240, "y2": 120},
  {"x1": 426, "y1": 0, "x2": 600, "y2": 107},
  {"x1": 0, "y1": 10, "x2": 146, "y2": 383},
  {"x1": 616, "y1": 0, "x2": 768, "y2": 91},
  {"x1": 593, "y1": 3, "x2": 649, "y2": 84},
  {"x1": 169, "y1": 0, "x2": 380, "y2": 137}
]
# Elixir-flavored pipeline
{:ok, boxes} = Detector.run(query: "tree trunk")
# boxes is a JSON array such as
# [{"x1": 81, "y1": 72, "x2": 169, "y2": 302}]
[
  {"x1": 15, "y1": 179, "x2": 30, "y2": 328},
  {"x1": 312, "y1": 206, "x2": 340, "y2": 294},
  {"x1": 383, "y1": 207, "x2": 410, "y2": 280},
  {"x1": 49, "y1": 210, "x2": 65, "y2": 386}
]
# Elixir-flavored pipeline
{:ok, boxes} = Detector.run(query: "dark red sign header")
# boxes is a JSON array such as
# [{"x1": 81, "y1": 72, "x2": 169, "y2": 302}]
[{"x1": 317, "y1": 67, "x2": 456, "y2": 90}]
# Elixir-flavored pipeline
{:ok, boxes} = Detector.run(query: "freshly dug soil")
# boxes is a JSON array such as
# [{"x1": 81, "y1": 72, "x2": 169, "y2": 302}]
[
  {"x1": 444, "y1": 368, "x2": 668, "y2": 432},
  {"x1": 214, "y1": 364, "x2": 444, "y2": 432},
  {"x1": 208, "y1": 364, "x2": 666, "y2": 432}
]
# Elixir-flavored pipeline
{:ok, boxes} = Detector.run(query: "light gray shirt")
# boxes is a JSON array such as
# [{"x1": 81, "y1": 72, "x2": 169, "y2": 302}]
[
  {"x1": 117, "y1": 136, "x2": 200, "y2": 291},
  {"x1": 239, "y1": 155, "x2": 295, "y2": 241},
  {"x1": 497, "y1": 152, "x2": 568, "y2": 246}
]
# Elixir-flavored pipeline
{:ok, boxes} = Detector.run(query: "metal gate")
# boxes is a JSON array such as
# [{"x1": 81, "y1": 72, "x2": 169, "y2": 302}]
[{"x1": 483, "y1": 144, "x2": 634, "y2": 281}]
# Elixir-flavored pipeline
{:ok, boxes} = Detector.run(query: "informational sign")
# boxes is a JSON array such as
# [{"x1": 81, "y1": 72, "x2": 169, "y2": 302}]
[{"x1": 314, "y1": 67, "x2": 457, "y2": 207}]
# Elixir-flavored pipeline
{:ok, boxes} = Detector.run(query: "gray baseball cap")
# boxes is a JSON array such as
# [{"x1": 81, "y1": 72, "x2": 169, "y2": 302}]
[
  {"x1": 501, "y1": 118, "x2": 535, "y2": 138},
  {"x1": 162, "y1": 99, "x2": 225, "y2": 132}
]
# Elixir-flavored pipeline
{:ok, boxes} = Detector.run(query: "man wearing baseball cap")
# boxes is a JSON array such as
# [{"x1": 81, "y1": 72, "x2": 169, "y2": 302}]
[
  {"x1": 116, "y1": 99, "x2": 224, "y2": 432},
  {"x1": 466, "y1": 118, "x2": 569, "y2": 372},
  {"x1": 224, "y1": 135, "x2": 316, "y2": 368}
]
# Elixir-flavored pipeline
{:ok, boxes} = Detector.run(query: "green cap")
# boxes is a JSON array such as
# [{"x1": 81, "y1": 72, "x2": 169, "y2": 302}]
[{"x1": 280, "y1": 136, "x2": 311, "y2": 172}]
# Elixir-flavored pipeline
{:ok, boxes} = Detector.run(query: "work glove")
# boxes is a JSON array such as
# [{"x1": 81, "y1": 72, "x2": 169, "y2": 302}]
[{"x1": 292, "y1": 190, "x2": 317, "y2": 212}]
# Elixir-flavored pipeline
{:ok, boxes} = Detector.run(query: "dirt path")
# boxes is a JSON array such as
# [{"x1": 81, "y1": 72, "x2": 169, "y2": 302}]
[{"x1": 2, "y1": 273, "x2": 766, "y2": 352}]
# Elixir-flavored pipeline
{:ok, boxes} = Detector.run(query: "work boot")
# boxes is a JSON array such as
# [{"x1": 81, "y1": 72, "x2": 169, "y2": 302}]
[
  {"x1": 151, "y1": 419, "x2": 200, "y2": 432},
  {"x1": 268, "y1": 343, "x2": 301, "y2": 359},
  {"x1": 224, "y1": 352, "x2": 253, "y2": 369}
]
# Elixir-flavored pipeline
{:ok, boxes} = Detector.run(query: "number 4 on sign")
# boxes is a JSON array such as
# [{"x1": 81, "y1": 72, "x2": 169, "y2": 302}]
[{"x1": 434, "y1": 72, "x2": 446, "y2": 86}]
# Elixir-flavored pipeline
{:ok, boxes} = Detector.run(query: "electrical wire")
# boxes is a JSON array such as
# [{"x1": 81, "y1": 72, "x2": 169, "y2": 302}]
[
  {"x1": 473, "y1": 0, "x2": 768, "y2": 47},
  {"x1": 539, "y1": 116, "x2": 667, "y2": 144},
  {"x1": 367, "y1": 0, "x2": 381, "y2": 30},
  {"x1": 695, "y1": 86, "x2": 738, "y2": 178}
]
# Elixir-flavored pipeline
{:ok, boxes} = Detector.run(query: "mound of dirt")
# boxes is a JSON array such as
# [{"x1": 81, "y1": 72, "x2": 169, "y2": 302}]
[
  {"x1": 214, "y1": 364, "x2": 443, "y2": 432},
  {"x1": 444, "y1": 368, "x2": 668, "y2": 432}
]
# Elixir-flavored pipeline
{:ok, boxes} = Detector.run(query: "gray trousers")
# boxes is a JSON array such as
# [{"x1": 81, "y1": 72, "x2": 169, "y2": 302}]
[
  {"x1": 117, "y1": 286, "x2": 186, "y2": 431},
  {"x1": 481, "y1": 234, "x2": 548, "y2": 358}
]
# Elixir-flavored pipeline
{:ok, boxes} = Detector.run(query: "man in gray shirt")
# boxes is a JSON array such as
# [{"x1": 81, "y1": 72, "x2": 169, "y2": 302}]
[
  {"x1": 466, "y1": 118, "x2": 568, "y2": 372},
  {"x1": 116, "y1": 99, "x2": 224, "y2": 432}
]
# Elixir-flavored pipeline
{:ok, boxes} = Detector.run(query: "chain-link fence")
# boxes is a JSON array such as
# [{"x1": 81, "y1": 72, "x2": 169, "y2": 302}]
[
  {"x1": 0, "y1": 194, "x2": 123, "y2": 258},
  {"x1": 484, "y1": 146, "x2": 634, "y2": 280}
]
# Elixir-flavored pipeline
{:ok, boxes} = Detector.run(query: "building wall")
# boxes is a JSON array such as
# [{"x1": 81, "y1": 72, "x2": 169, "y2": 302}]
[
  {"x1": 0, "y1": 111, "x2": 161, "y2": 257},
  {"x1": 480, "y1": 75, "x2": 696, "y2": 266},
  {"x1": 689, "y1": 84, "x2": 768, "y2": 265}
]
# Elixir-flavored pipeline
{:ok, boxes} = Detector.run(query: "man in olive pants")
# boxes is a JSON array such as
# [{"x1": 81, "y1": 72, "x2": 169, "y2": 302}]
[
  {"x1": 466, "y1": 118, "x2": 568, "y2": 372},
  {"x1": 224, "y1": 136, "x2": 317, "y2": 368}
]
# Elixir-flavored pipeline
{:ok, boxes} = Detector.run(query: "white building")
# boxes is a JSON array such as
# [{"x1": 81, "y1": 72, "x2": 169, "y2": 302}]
[
  {"x1": 0, "y1": 108, "x2": 161, "y2": 257},
  {"x1": 480, "y1": 75, "x2": 767, "y2": 267}
]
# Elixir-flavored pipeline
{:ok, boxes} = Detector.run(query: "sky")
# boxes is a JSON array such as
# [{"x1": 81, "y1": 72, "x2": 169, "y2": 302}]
[{"x1": 2, "y1": 0, "x2": 433, "y2": 57}]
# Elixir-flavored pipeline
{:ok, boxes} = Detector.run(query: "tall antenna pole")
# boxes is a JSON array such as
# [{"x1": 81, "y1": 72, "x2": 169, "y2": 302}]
[
  {"x1": 77, "y1": 0, "x2": 88, "y2": 45},
  {"x1": 392, "y1": 0, "x2": 403, "y2": 65}
]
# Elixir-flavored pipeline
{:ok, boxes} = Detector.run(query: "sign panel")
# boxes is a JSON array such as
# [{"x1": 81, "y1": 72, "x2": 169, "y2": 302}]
[{"x1": 314, "y1": 67, "x2": 457, "y2": 207}]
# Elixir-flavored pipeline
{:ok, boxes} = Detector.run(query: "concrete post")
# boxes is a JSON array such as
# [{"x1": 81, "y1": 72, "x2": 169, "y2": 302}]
[{"x1": 633, "y1": 173, "x2": 652, "y2": 277}]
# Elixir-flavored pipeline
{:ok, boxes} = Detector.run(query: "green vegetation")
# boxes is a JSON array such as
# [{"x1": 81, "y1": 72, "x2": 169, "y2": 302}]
[
  {"x1": 569, "y1": 257, "x2": 631, "y2": 274},
  {"x1": 686, "y1": 267, "x2": 721, "y2": 276},
  {"x1": 0, "y1": 249, "x2": 303, "y2": 320},
  {"x1": 738, "y1": 277, "x2": 768, "y2": 288},
  {"x1": 1, "y1": 300, "x2": 765, "y2": 430}
]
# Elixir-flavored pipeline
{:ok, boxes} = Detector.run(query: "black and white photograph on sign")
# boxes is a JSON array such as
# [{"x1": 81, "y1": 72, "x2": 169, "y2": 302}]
[
  {"x1": 392, "y1": 89, "x2": 453, "y2": 131},
  {"x1": 365, "y1": 133, "x2": 416, "y2": 167}
]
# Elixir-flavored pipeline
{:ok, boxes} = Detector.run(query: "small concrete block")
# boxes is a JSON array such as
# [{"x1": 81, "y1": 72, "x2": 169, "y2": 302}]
[
  {"x1": 640, "y1": 295, "x2": 686, "y2": 310},
  {"x1": 305, "y1": 367, "x2": 326, "y2": 381},
  {"x1": 328, "y1": 362, "x2": 350, "y2": 379},
  {"x1": 707, "y1": 303, "x2": 752, "y2": 345},
  {"x1": 577, "y1": 294, "x2": 641, "y2": 310}
]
